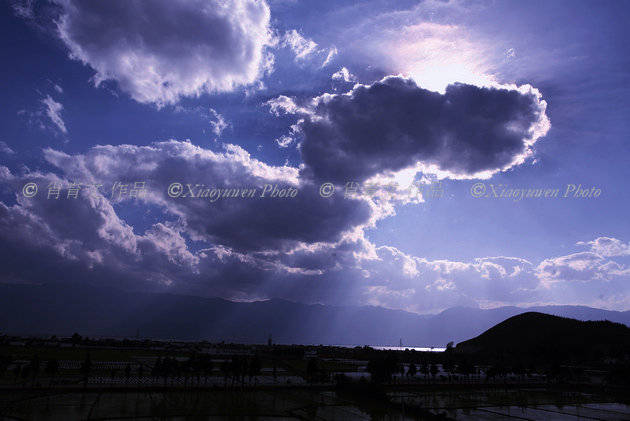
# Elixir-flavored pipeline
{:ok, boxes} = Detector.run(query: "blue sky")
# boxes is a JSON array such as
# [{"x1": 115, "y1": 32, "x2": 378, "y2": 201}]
[{"x1": 0, "y1": 0, "x2": 628, "y2": 313}]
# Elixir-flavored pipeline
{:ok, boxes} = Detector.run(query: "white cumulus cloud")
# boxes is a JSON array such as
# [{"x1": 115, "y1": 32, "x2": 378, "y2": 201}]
[{"x1": 53, "y1": 0, "x2": 273, "y2": 106}]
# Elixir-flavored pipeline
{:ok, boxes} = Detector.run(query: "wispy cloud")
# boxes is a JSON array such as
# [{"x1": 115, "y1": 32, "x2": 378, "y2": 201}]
[
  {"x1": 280, "y1": 29, "x2": 337, "y2": 68},
  {"x1": 41, "y1": 95, "x2": 67, "y2": 134},
  {"x1": 209, "y1": 109, "x2": 229, "y2": 138},
  {"x1": 0, "y1": 141, "x2": 15, "y2": 155},
  {"x1": 331, "y1": 67, "x2": 357, "y2": 83},
  {"x1": 282, "y1": 29, "x2": 318, "y2": 60}
]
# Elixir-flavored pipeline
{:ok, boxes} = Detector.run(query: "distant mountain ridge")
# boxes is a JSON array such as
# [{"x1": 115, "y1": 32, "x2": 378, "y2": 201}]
[{"x1": 0, "y1": 283, "x2": 628, "y2": 346}]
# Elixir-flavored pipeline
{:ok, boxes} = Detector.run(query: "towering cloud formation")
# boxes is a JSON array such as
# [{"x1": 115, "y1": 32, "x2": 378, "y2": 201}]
[{"x1": 53, "y1": 0, "x2": 272, "y2": 105}]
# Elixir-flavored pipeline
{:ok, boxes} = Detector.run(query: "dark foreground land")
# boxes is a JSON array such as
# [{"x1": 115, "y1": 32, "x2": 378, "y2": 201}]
[
  {"x1": 2, "y1": 385, "x2": 629, "y2": 420},
  {"x1": 0, "y1": 312, "x2": 628, "y2": 420}
]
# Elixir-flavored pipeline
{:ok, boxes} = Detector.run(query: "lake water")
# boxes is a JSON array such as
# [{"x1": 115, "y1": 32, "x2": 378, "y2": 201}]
[
  {"x1": 335, "y1": 345, "x2": 446, "y2": 352},
  {"x1": 372, "y1": 346, "x2": 446, "y2": 352}
]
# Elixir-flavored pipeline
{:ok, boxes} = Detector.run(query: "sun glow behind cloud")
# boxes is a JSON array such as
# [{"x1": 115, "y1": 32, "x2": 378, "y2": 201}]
[{"x1": 385, "y1": 22, "x2": 496, "y2": 93}]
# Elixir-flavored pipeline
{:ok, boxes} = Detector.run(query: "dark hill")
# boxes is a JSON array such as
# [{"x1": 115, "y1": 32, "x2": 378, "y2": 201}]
[{"x1": 456, "y1": 312, "x2": 630, "y2": 363}]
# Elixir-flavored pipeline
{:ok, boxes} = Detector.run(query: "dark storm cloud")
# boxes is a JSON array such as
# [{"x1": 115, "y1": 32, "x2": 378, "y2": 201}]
[
  {"x1": 282, "y1": 76, "x2": 549, "y2": 183},
  {"x1": 43, "y1": 140, "x2": 372, "y2": 252}
]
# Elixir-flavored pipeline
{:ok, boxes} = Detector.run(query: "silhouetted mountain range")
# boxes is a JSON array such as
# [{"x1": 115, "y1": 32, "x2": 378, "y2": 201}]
[
  {"x1": 1, "y1": 283, "x2": 628, "y2": 346},
  {"x1": 455, "y1": 312, "x2": 630, "y2": 363}
]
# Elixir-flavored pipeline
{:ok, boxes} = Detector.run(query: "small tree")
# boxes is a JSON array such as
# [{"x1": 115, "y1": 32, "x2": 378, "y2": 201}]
[
  {"x1": 306, "y1": 358, "x2": 319, "y2": 384},
  {"x1": 420, "y1": 359, "x2": 429, "y2": 382},
  {"x1": 407, "y1": 363, "x2": 417, "y2": 377},
  {"x1": 443, "y1": 358, "x2": 455, "y2": 382},
  {"x1": 45, "y1": 359, "x2": 59, "y2": 386},
  {"x1": 13, "y1": 364, "x2": 22, "y2": 382},
  {"x1": 430, "y1": 363, "x2": 438, "y2": 382},
  {"x1": 202, "y1": 357, "x2": 214, "y2": 384},
  {"x1": 45, "y1": 360, "x2": 59, "y2": 376},
  {"x1": 221, "y1": 360, "x2": 230, "y2": 386},
  {"x1": 21, "y1": 365, "x2": 31, "y2": 381},
  {"x1": 457, "y1": 358, "x2": 475, "y2": 381},
  {"x1": 0, "y1": 355, "x2": 11, "y2": 378},
  {"x1": 248, "y1": 356, "x2": 261, "y2": 384},
  {"x1": 80, "y1": 353, "x2": 92, "y2": 386},
  {"x1": 367, "y1": 353, "x2": 399, "y2": 384},
  {"x1": 45, "y1": 359, "x2": 58, "y2": 376},
  {"x1": 30, "y1": 354, "x2": 41, "y2": 383}
]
